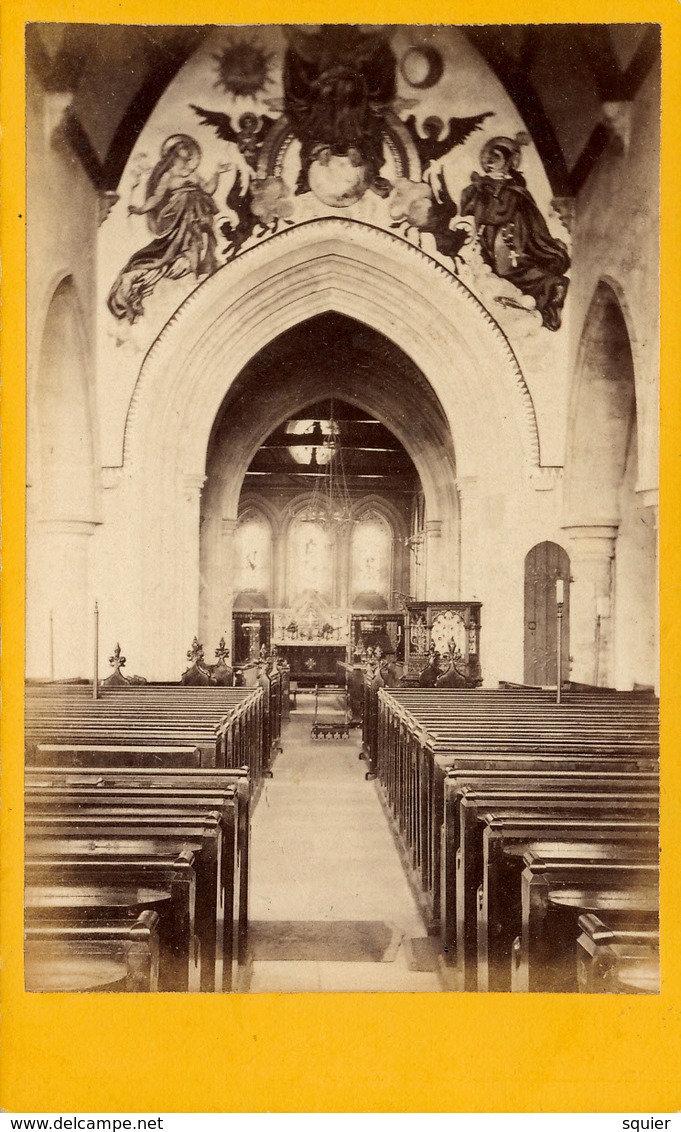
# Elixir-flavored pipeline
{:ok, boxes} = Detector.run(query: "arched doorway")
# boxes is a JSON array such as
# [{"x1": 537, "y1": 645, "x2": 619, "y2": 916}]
[{"x1": 523, "y1": 541, "x2": 570, "y2": 686}]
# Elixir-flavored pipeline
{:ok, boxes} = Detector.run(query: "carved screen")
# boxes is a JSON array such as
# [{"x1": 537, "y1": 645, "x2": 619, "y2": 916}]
[
  {"x1": 350, "y1": 512, "x2": 392, "y2": 602},
  {"x1": 288, "y1": 517, "x2": 333, "y2": 602},
  {"x1": 234, "y1": 513, "x2": 272, "y2": 597}
]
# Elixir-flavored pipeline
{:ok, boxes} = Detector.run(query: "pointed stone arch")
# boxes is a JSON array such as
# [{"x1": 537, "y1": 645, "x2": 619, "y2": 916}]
[
  {"x1": 115, "y1": 220, "x2": 542, "y2": 677},
  {"x1": 26, "y1": 275, "x2": 99, "y2": 677},
  {"x1": 123, "y1": 220, "x2": 540, "y2": 477},
  {"x1": 563, "y1": 279, "x2": 656, "y2": 688}
]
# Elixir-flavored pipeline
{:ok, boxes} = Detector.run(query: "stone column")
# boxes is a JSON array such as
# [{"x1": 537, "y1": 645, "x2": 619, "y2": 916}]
[
  {"x1": 456, "y1": 475, "x2": 480, "y2": 599},
  {"x1": 271, "y1": 530, "x2": 285, "y2": 608},
  {"x1": 636, "y1": 489, "x2": 659, "y2": 694},
  {"x1": 563, "y1": 523, "x2": 619, "y2": 686},
  {"x1": 424, "y1": 519, "x2": 447, "y2": 599},
  {"x1": 221, "y1": 517, "x2": 239, "y2": 646},
  {"x1": 175, "y1": 473, "x2": 206, "y2": 675}
]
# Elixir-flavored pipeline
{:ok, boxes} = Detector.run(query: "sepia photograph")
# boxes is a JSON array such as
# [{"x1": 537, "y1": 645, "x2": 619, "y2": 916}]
[{"x1": 22, "y1": 21, "x2": 660, "y2": 1001}]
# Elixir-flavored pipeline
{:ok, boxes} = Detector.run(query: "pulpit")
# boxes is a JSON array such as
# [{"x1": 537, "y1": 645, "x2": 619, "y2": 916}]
[
  {"x1": 404, "y1": 601, "x2": 482, "y2": 685},
  {"x1": 232, "y1": 611, "x2": 272, "y2": 665}
]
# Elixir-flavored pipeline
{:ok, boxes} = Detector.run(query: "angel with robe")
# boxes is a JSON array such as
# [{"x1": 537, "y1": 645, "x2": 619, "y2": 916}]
[
  {"x1": 107, "y1": 134, "x2": 230, "y2": 323},
  {"x1": 460, "y1": 133, "x2": 571, "y2": 330}
]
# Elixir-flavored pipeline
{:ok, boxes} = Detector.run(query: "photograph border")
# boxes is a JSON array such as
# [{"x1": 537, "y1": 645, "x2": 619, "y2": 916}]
[{"x1": 2, "y1": 0, "x2": 680, "y2": 1113}]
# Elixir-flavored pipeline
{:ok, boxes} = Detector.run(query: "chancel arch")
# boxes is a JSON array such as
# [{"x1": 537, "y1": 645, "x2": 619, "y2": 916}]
[
  {"x1": 200, "y1": 376, "x2": 426, "y2": 653},
  {"x1": 115, "y1": 221, "x2": 541, "y2": 679}
]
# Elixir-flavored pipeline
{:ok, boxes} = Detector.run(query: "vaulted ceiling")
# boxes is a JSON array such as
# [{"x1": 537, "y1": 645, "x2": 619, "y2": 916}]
[{"x1": 27, "y1": 22, "x2": 659, "y2": 198}]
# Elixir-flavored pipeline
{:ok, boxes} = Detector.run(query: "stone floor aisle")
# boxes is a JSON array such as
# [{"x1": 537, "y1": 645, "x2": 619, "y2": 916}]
[{"x1": 247, "y1": 696, "x2": 445, "y2": 992}]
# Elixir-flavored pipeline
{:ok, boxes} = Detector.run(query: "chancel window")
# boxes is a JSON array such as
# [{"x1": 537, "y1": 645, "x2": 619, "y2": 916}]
[
  {"x1": 235, "y1": 513, "x2": 272, "y2": 599},
  {"x1": 288, "y1": 516, "x2": 333, "y2": 602},
  {"x1": 350, "y1": 511, "x2": 392, "y2": 604}
]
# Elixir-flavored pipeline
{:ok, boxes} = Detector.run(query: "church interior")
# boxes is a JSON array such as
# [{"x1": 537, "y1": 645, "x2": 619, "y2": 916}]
[{"x1": 24, "y1": 23, "x2": 660, "y2": 995}]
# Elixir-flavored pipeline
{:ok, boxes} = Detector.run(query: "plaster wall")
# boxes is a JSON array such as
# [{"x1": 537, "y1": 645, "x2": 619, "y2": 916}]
[
  {"x1": 25, "y1": 73, "x2": 102, "y2": 678},
  {"x1": 612, "y1": 425, "x2": 658, "y2": 689},
  {"x1": 565, "y1": 63, "x2": 659, "y2": 498}
]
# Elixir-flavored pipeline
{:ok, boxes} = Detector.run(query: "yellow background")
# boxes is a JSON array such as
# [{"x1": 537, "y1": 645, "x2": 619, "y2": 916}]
[{"x1": 2, "y1": 0, "x2": 680, "y2": 1113}]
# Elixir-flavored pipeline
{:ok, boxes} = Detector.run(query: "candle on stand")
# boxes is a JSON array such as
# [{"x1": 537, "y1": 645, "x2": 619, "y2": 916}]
[
  {"x1": 555, "y1": 580, "x2": 564, "y2": 704},
  {"x1": 93, "y1": 600, "x2": 99, "y2": 700}
]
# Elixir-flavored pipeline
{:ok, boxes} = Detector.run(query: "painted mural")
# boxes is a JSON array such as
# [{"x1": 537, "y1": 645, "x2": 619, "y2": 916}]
[
  {"x1": 105, "y1": 25, "x2": 571, "y2": 334},
  {"x1": 460, "y1": 135, "x2": 570, "y2": 331},
  {"x1": 107, "y1": 135, "x2": 230, "y2": 322}
]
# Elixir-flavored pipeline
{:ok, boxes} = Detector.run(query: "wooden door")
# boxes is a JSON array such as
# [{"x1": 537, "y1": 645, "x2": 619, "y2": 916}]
[{"x1": 524, "y1": 542, "x2": 570, "y2": 686}]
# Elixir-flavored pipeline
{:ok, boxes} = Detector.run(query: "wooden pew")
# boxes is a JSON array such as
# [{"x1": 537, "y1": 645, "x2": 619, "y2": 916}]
[
  {"x1": 429, "y1": 760, "x2": 657, "y2": 929},
  {"x1": 373, "y1": 686, "x2": 658, "y2": 935},
  {"x1": 453, "y1": 789, "x2": 658, "y2": 989},
  {"x1": 441, "y1": 772, "x2": 658, "y2": 941},
  {"x1": 436, "y1": 769, "x2": 656, "y2": 946},
  {"x1": 25, "y1": 910, "x2": 161, "y2": 992},
  {"x1": 25, "y1": 685, "x2": 266, "y2": 779},
  {"x1": 25, "y1": 850, "x2": 200, "y2": 992},
  {"x1": 30, "y1": 745, "x2": 202, "y2": 768},
  {"x1": 25, "y1": 809, "x2": 229, "y2": 992},
  {"x1": 576, "y1": 912, "x2": 660, "y2": 993},
  {"x1": 477, "y1": 816, "x2": 659, "y2": 991},
  {"x1": 24, "y1": 684, "x2": 260, "y2": 993},
  {"x1": 512, "y1": 853, "x2": 659, "y2": 992},
  {"x1": 25, "y1": 765, "x2": 251, "y2": 964},
  {"x1": 25, "y1": 779, "x2": 245, "y2": 986}
]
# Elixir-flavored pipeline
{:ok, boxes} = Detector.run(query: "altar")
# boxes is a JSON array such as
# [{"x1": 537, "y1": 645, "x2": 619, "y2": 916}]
[
  {"x1": 274, "y1": 643, "x2": 348, "y2": 686},
  {"x1": 271, "y1": 591, "x2": 350, "y2": 686}
]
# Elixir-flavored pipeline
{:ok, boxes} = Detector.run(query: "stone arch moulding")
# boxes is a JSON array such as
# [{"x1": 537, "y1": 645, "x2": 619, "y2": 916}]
[
  {"x1": 237, "y1": 495, "x2": 281, "y2": 535},
  {"x1": 123, "y1": 219, "x2": 541, "y2": 480},
  {"x1": 596, "y1": 271, "x2": 658, "y2": 499},
  {"x1": 30, "y1": 271, "x2": 101, "y2": 468},
  {"x1": 33, "y1": 274, "x2": 99, "y2": 520},
  {"x1": 352, "y1": 494, "x2": 409, "y2": 539},
  {"x1": 118, "y1": 220, "x2": 542, "y2": 676},
  {"x1": 563, "y1": 277, "x2": 638, "y2": 529},
  {"x1": 29, "y1": 266, "x2": 97, "y2": 386}
]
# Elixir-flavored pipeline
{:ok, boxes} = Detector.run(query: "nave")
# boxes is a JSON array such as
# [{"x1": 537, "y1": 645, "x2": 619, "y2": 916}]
[{"x1": 248, "y1": 699, "x2": 443, "y2": 992}]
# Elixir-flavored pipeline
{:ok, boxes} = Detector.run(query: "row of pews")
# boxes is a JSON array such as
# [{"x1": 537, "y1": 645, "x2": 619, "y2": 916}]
[
  {"x1": 24, "y1": 678, "x2": 284, "y2": 993},
  {"x1": 364, "y1": 684, "x2": 659, "y2": 993}
]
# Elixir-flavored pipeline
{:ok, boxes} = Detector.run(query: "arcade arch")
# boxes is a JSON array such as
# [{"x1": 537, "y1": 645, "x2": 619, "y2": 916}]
[
  {"x1": 563, "y1": 280, "x2": 657, "y2": 689},
  {"x1": 26, "y1": 277, "x2": 98, "y2": 678}
]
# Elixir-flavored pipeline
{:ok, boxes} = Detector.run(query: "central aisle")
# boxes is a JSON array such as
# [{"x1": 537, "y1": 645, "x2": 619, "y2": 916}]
[{"x1": 247, "y1": 698, "x2": 445, "y2": 992}]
